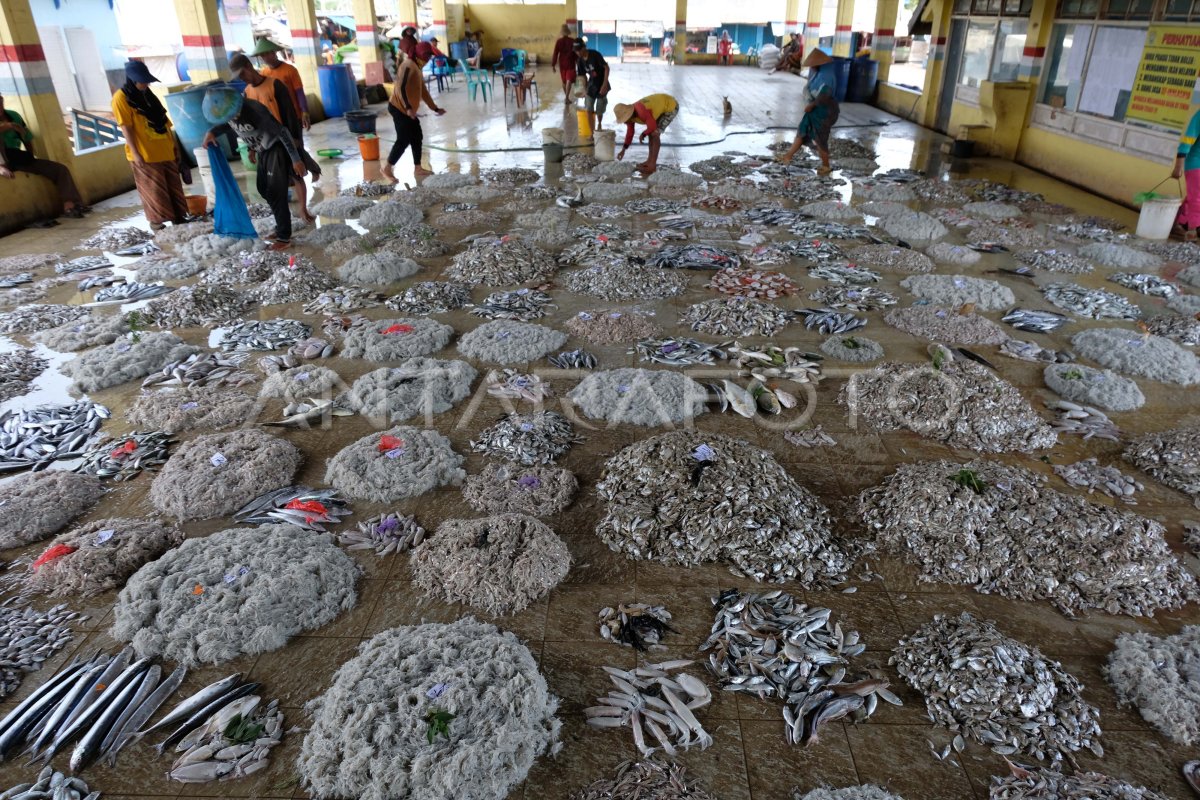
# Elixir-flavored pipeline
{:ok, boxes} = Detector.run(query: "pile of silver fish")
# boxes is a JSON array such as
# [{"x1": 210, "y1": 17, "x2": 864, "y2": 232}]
[
  {"x1": 447, "y1": 236, "x2": 558, "y2": 286},
  {"x1": 76, "y1": 273, "x2": 118, "y2": 291},
  {"x1": 0, "y1": 274, "x2": 34, "y2": 290},
  {"x1": 564, "y1": 310, "x2": 659, "y2": 345},
  {"x1": 808, "y1": 263, "x2": 883, "y2": 286},
  {"x1": 576, "y1": 204, "x2": 626, "y2": 220},
  {"x1": 1145, "y1": 314, "x2": 1200, "y2": 346},
  {"x1": 485, "y1": 369, "x2": 554, "y2": 403},
  {"x1": 337, "y1": 512, "x2": 426, "y2": 557},
  {"x1": 597, "y1": 603, "x2": 675, "y2": 650},
  {"x1": 384, "y1": 281, "x2": 472, "y2": 314},
  {"x1": 701, "y1": 590, "x2": 896, "y2": 747},
  {"x1": 0, "y1": 647, "x2": 182, "y2": 772},
  {"x1": 219, "y1": 319, "x2": 311, "y2": 352},
  {"x1": 548, "y1": 348, "x2": 598, "y2": 369},
  {"x1": 634, "y1": 337, "x2": 726, "y2": 366},
  {"x1": 1001, "y1": 308, "x2": 1070, "y2": 333},
  {"x1": 470, "y1": 288, "x2": 556, "y2": 320},
  {"x1": 255, "y1": 262, "x2": 337, "y2": 306},
  {"x1": 340, "y1": 181, "x2": 392, "y2": 197},
  {"x1": 808, "y1": 286, "x2": 897, "y2": 311},
  {"x1": 233, "y1": 485, "x2": 352, "y2": 532},
  {"x1": 739, "y1": 207, "x2": 808, "y2": 227},
  {"x1": 75, "y1": 431, "x2": 173, "y2": 481},
  {"x1": 990, "y1": 766, "x2": 1169, "y2": 800},
  {"x1": 470, "y1": 411, "x2": 579, "y2": 465},
  {"x1": 200, "y1": 251, "x2": 288, "y2": 286},
  {"x1": 626, "y1": 198, "x2": 685, "y2": 214},
  {"x1": 142, "y1": 285, "x2": 253, "y2": 328},
  {"x1": 728, "y1": 342, "x2": 822, "y2": 386},
  {"x1": 892, "y1": 613, "x2": 1102, "y2": 764},
  {"x1": 1013, "y1": 249, "x2": 1093, "y2": 274},
  {"x1": 584, "y1": 660, "x2": 713, "y2": 756},
  {"x1": 0, "y1": 401, "x2": 108, "y2": 473},
  {"x1": 707, "y1": 268, "x2": 797, "y2": 299},
  {"x1": 167, "y1": 693, "x2": 284, "y2": 784},
  {"x1": 1109, "y1": 272, "x2": 1179, "y2": 298},
  {"x1": 1053, "y1": 458, "x2": 1143, "y2": 504},
  {"x1": 0, "y1": 304, "x2": 90, "y2": 334},
  {"x1": 0, "y1": 768, "x2": 98, "y2": 800},
  {"x1": 55, "y1": 256, "x2": 112, "y2": 275},
  {"x1": 77, "y1": 226, "x2": 152, "y2": 252},
  {"x1": 287, "y1": 337, "x2": 335, "y2": 360},
  {"x1": 785, "y1": 426, "x2": 838, "y2": 448},
  {"x1": 1042, "y1": 283, "x2": 1141, "y2": 320},
  {"x1": 1124, "y1": 426, "x2": 1200, "y2": 502},
  {"x1": 797, "y1": 308, "x2": 867, "y2": 335},
  {"x1": 142, "y1": 352, "x2": 257, "y2": 389},
  {"x1": 780, "y1": 239, "x2": 847, "y2": 263},
  {"x1": 301, "y1": 286, "x2": 385, "y2": 315},
  {"x1": 91, "y1": 281, "x2": 173, "y2": 305},
  {"x1": 680, "y1": 298, "x2": 792, "y2": 337},
  {"x1": 647, "y1": 244, "x2": 740, "y2": 270},
  {"x1": 792, "y1": 222, "x2": 885, "y2": 245},
  {"x1": 562, "y1": 263, "x2": 688, "y2": 301},
  {"x1": 1048, "y1": 399, "x2": 1121, "y2": 442},
  {"x1": 0, "y1": 348, "x2": 47, "y2": 402},
  {"x1": 1000, "y1": 338, "x2": 1075, "y2": 363},
  {"x1": 0, "y1": 603, "x2": 80, "y2": 698},
  {"x1": 572, "y1": 759, "x2": 716, "y2": 800}
]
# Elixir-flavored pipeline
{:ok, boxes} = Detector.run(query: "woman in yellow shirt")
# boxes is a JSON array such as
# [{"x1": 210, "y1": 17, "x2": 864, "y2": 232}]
[
  {"x1": 614, "y1": 93, "x2": 678, "y2": 175},
  {"x1": 112, "y1": 60, "x2": 188, "y2": 229}
]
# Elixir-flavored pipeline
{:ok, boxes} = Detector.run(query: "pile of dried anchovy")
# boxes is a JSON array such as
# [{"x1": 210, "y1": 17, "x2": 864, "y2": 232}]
[
  {"x1": 1042, "y1": 283, "x2": 1141, "y2": 320},
  {"x1": 893, "y1": 613, "x2": 1101, "y2": 764},
  {"x1": 809, "y1": 286, "x2": 897, "y2": 311},
  {"x1": 0, "y1": 303, "x2": 89, "y2": 333},
  {"x1": 447, "y1": 236, "x2": 558, "y2": 286},
  {"x1": 702, "y1": 589, "x2": 897, "y2": 747},
  {"x1": 75, "y1": 430, "x2": 173, "y2": 481},
  {"x1": 143, "y1": 285, "x2": 253, "y2": 328},
  {"x1": 470, "y1": 411, "x2": 579, "y2": 465},
  {"x1": 849, "y1": 245, "x2": 935, "y2": 274},
  {"x1": 680, "y1": 297, "x2": 792, "y2": 337},
  {"x1": 486, "y1": 369, "x2": 553, "y2": 402},
  {"x1": 0, "y1": 348, "x2": 47, "y2": 402},
  {"x1": 1124, "y1": 426, "x2": 1200, "y2": 503},
  {"x1": 471, "y1": 288, "x2": 557, "y2": 320},
  {"x1": 595, "y1": 431, "x2": 852, "y2": 585},
  {"x1": 635, "y1": 337, "x2": 726, "y2": 366},
  {"x1": 462, "y1": 462, "x2": 577, "y2": 516},
  {"x1": 338, "y1": 512, "x2": 426, "y2": 556},
  {"x1": 302, "y1": 286, "x2": 385, "y2": 315},
  {"x1": 563, "y1": 263, "x2": 689, "y2": 301},
  {"x1": 0, "y1": 603, "x2": 80, "y2": 697},
  {"x1": 219, "y1": 319, "x2": 311, "y2": 352},
  {"x1": 584, "y1": 659, "x2": 713, "y2": 756},
  {"x1": 990, "y1": 767, "x2": 1169, "y2": 800},
  {"x1": 142, "y1": 352, "x2": 256, "y2": 389},
  {"x1": 1054, "y1": 458, "x2": 1143, "y2": 504},
  {"x1": 1048, "y1": 400, "x2": 1121, "y2": 442},
  {"x1": 564, "y1": 310, "x2": 660, "y2": 344},
  {"x1": 883, "y1": 306, "x2": 1010, "y2": 345},
  {"x1": 598, "y1": 603, "x2": 675, "y2": 650},
  {"x1": 860, "y1": 459, "x2": 1197, "y2": 616},
  {"x1": 707, "y1": 268, "x2": 798, "y2": 299},
  {"x1": 571, "y1": 760, "x2": 716, "y2": 800}
]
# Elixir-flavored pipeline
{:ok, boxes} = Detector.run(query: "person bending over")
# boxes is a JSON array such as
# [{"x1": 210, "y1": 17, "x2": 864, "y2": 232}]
[{"x1": 614, "y1": 93, "x2": 678, "y2": 175}]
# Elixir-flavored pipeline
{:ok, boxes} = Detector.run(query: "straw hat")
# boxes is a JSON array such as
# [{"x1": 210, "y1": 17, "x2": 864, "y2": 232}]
[
  {"x1": 613, "y1": 103, "x2": 635, "y2": 124},
  {"x1": 251, "y1": 38, "x2": 283, "y2": 57},
  {"x1": 802, "y1": 49, "x2": 832, "y2": 67}
]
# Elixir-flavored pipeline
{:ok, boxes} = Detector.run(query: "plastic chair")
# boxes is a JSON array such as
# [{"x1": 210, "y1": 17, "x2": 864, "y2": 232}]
[
  {"x1": 746, "y1": 46, "x2": 759, "y2": 66},
  {"x1": 490, "y1": 48, "x2": 516, "y2": 86},
  {"x1": 427, "y1": 55, "x2": 453, "y2": 92},
  {"x1": 460, "y1": 63, "x2": 493, "y2": 101}
]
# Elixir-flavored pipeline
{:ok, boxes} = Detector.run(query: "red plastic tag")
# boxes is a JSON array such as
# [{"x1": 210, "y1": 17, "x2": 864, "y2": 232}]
[
  {"x1": 382, "y1": 324, "x2": 414, "y2": 335},
  {"x1": 378, "y1": 434, "x2": 405, "y2": 453},
  {"x1": 109, "y1": 440, "x2": 138, "y2": 458},
  {"x1": 32, "y1": 543, "x2": 77, "y2": 571}
]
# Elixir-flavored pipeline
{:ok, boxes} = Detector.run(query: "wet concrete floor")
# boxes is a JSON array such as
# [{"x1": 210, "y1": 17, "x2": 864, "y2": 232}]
[{"x1": 0, "y1": 63, "x2": 1196, "y2": 800}]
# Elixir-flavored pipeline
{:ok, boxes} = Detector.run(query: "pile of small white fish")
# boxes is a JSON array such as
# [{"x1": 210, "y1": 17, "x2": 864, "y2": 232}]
[
  {"x1": 584, "y1": 660, "x2": 713, "y2": 757},
  {"x1": 167, "y1": 693, "x2": 284, "y2": 784},
  {"x1": 1042, "y1": 283, "x2": 1141, "y2": 320},
  {"x1": 808, "y1": 263, "x2": 884, "y2": 286},
  {"x1": 1048, "y1": 400, "x2": 1121, "y2": 442},
  {"x1": 142, "y1": 352, "x2": 257, "y2": 389},
  {"x1": 892, "y1": 613, "x2": 1102, "y2": 765},
  {"x1": 78, "y1": 226, "x2": 152, "y2": 252},
  {"x1": 1108, "y1": 272, "x2": 1179, "y2": 298},
  {"x1": 680, "y1": 298, "x2": 792, "y2": 337},
  {"x1": 0, "y1": 768, "x2": 98, "y2": 800},
  {"x1": 634, "y1": 337, "x2": 727, "y2": 366},
  {"x1": 485, "y1": 369, "x2": 553, "y2": 403},
  {"x1": 0, "y1": 304, "x2": 89, "y2": 334},
  {"x1": 728, "y1": 342, "x2": 822, "y2": 386},
  {"x1": 219, "y1": 319, "x2": 311, "y2": 352},
  {"x1": 232, "y1": 485, "x2": 351, "y2": 532},
  {"x1": 797, "y1": 307, "x2": 867, "y2": 334},
  {"x1": 301, "y1": 286, "x2": 384, "y2": 315},
  {"x1": 598, "y1": 603, "x2": 675, "y2": 650},
  {"x1": 74, "y1": 430, "x2": 173, "y2": 481},
  {"x1": 384, "y1": 281, "x2": 472, "y2": 314},
  {"x1": 808, "y1": 286, "x2": 897, "y2": 311},
  {"x1": 1053, "y1": 458, "x2": 1143, "y2": 504},
  {"x1": 91, "y1": 281, "x2": 173, "y2": 304},
  {"x1": 785, "y1": 426, "x2": 838, "y2": 448},
  {"x1": 0, "y1": 348, "x2": 47, "y2": 402},
  {"x1": 470, "y1": 288, "x2": 556, "y2": 320},
  {"x1": 700, "y1": 590, "x2": 897, "y2": 747},
  {"x1": 254, "y1": 262, "x2": 337, "y2": 306},
  {"x1": 1145, "y1": 314, "x2": 1200, "y2": 345},
  {"x1": 447, "y1": 236, "x2": 558, "y2": 286},
  {"x1": 0, "y1": 603, "x2": 81, "y2": 698},
  {"x1": 141, "y1": 285, "x2": 253, "y2": 328},
  {"x1": 470, "y1": 411, "x2": 579, "y2": 465},
  {"x1": 337, "y1": 512, "x2": 425, "y2": 556},
  {"x1": 0, "y1": 401, "x2": 108, "y2": 474}
]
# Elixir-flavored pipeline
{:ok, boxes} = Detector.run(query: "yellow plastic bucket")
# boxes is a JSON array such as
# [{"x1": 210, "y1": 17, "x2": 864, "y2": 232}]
[{"x1": 576, "y1": 107, "x2": 592, "y2": 139}]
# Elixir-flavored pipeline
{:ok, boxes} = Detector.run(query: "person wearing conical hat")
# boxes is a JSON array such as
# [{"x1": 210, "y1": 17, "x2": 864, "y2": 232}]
[
  {"x1": 614, "y1": 93, "x2": 678, "y2": 176},
  {"x1": 254, "y1": 38, "x2": 311, "y2": 132},
  {"x1": 777, "y1": 48, "x2": 839, "y2": 175}
]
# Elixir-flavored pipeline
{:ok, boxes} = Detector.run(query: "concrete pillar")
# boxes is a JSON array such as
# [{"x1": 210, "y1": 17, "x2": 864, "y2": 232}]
[
  {"x1": 430, "y1": 0, "x2": 448, "y2": 44},
  {"x1": 832, "y1": 0, "x2": 854, "y2": 57},
  {"x1": 919, "y1": 0, "x2": 954, "y2": 129},
  {"x1": 564, "y1": 0, "x2": 577, "y2": 35},
  {"x1": 803, "y1": 0, "x2": 822, "y2": 56},
  {"x1": 396, "y1": 0, "x2": 418, "y2": 29},
  {"x1": 784, "y1": 0, "x2": 802, "y2": 36},
  {"x1": 872, "y1": 0, "x2": 900, "y2": 81},
  {"x1": 0, "y1": 0, "x2": 73, "y2": 165},
  {"x1": 352, "y1": 0, "x2": 380, "y2": 67},
  {"x1": 1019, "y1": 0, "x2": 1055, "y2": 83},
  {"x1": 172, "y1": 0, "x2": 228, "y2": 84},
  {"x1": 674, "y1": 0, "x2": 687, "y2": 64},
  {"x1": 283, "y1": 0, "x2": 322, "y2": 94}
]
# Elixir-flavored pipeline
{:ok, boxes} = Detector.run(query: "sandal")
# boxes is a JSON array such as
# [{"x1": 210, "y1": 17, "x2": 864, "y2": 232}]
[{"x1": 60, "y1": 207, "x2": 85, "y2": 219}]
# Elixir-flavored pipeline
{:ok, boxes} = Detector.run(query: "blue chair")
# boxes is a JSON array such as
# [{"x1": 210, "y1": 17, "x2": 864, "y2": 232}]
[
  {"x1": 429, "y1": 55, "x2": 454, "y2": 92},
  {"x1": 459, "y1": 62, "x2": 493, "y2": 101},
  {"x1": 490, "y1": 48, "x2": 517, "y2": 87}
]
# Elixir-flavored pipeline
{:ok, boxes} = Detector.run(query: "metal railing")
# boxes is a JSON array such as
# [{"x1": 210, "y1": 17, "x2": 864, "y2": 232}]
[{"x1": 71, "y1": 109, "x2": 121, "y2": 153}]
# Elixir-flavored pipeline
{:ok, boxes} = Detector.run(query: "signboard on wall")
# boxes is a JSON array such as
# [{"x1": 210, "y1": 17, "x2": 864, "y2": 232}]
[{"x1": 1125, "y1": 26, "x2": 1200, "y2": 131}]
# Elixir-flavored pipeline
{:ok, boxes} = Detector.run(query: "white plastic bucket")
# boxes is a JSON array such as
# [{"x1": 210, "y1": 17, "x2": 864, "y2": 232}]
[
  {"x1": 192, "y1": 147, "x2": 217, "y2": 208},
  {"x1": 1135, "y1": 196, "x2": 1183, "y2": 240},
  {"x1": 541, "y1": 127, "x2": 564, "y2": 145},
  {"x1": 594, "y1": 129, "x2": 616, "y2": 162}
]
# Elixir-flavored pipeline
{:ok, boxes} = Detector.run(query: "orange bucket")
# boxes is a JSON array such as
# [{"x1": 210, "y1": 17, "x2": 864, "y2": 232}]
[
  {"x1": 357, "y1": 134, "x2": 380, "y2": 161},
  {"x1": 185, "y1": 194, "x2": 207, "y2": 215}
]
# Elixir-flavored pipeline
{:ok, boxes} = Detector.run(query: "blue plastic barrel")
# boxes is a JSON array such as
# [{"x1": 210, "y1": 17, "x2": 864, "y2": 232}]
[
  {"x1": 319, "y1": 64, "x2": 359, "y2": 118},
  {"x1": 163, "y1": 86, "x2": 211, "y2": 154},
  {"x1": 828, "y1": 58, "x2": 851, "y2": 103},
  {"x1": 847, "y1": 57, "x2": 879, "y2": 103}
]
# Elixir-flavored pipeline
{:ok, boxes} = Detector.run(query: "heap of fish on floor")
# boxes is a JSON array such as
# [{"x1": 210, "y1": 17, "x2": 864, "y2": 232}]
[{"x1": 0, "y1": 125, "x2": 1197, "y2": 800}]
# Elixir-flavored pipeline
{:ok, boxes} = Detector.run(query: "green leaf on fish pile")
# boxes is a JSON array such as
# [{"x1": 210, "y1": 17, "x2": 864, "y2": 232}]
[
  {"x1": 949, "y1": 468, "x2": 987, "y2": 495},
  {"x1": 425, "y1": 708, "x2": 454, "y2": 743},
  {"x1": 225, "y1": 713, "x2": 266, "y2": 744}
]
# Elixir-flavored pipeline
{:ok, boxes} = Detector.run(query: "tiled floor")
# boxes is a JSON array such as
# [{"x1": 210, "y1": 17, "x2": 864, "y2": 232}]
[{"x1": 0, "y1": 62, "x2": 1197, "y2": 799}]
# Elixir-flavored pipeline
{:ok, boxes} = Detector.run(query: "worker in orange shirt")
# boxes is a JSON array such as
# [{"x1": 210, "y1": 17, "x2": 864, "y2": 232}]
[{"x1": 254, "y1": 38, "x2": 310, "y2": 130}]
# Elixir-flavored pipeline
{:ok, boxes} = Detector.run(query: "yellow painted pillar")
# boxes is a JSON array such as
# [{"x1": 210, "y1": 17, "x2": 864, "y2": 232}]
[
  {"x1": 784, "y1": 0, "x2": 802, "y2": 38},
  {"x1": 565, "y1": 0, "x2": 578, "y2": 36},
  {"x1": 674, "y1": 0, "x2": 687, "y2": 64},
  {"x1": 832, "y1": 0, "x2": 855, "y2": 57},
  {"x1": 872, "y1": 0, "x2": 900, "y2": 81},
  {"x1": 1019, "y1": 0, "x2": 1055, "y2": 83},
  {"x1": 0, "y1": 0, "x2": 74, "y2": 166},
  {"x1": 919, "y1": 0, "x2": 954, "y2": 128},
  {"x1": 172, "y1": 0, "x2": 228, "y2": 84},
  {"x1": 803, "y1": 0, "x2": 822, "y2": 56},
  {"x1": 430, "y1": 0, "x2": 448, "y2": 44},
  {"x1": 352, "y1": 0, "x2": 380, "y2": 68},
  {"x1": 396, "y1": 0, "x2": 418, "y2": 29},
  {"x1": 282, "y1": 0, "x2": 321, "y2": 94}
]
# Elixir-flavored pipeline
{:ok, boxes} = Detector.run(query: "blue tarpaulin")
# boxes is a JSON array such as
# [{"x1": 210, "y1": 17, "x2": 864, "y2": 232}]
[{"x1": 207, "y1": 144, "x2": 256, "y2": 240}]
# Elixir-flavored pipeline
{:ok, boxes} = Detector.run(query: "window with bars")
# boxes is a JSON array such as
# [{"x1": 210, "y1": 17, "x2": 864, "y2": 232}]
[
  {"x1": 954, "y1": 0, "x2": 1033, "y2": 14},
  {"x1": 1057, "y1": 0, "x2": 1199, "y2": 18}
]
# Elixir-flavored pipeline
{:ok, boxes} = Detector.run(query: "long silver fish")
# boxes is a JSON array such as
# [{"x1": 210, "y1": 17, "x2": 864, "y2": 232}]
[
  {"x1": 139, "y1": 673, "x2": 241, "y2": 737},
  {"x1": 24, "y1": 662, "x2": 106, "y2": 760},
  {"x1": 96, "y1": 664, "x2": 160, "y2": 758},
  {"x1": 70, "y1": 668, "x2": 147, "y2": 773},
  {"x1": 40, "y1": 658, "x2": 151, "y2": 764},
  {"x1": 105, "y1": 664, "x2": 187, "y2": 766},
  {"x1": 0, "y1": 660, "x2": 87, "y2": 758},
  {"x1": 58, "y1": 647, "x2": 132, "y2": 735},
  {"x1": 155, "y1": 682, "x2": 260, "y2": 755}
]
